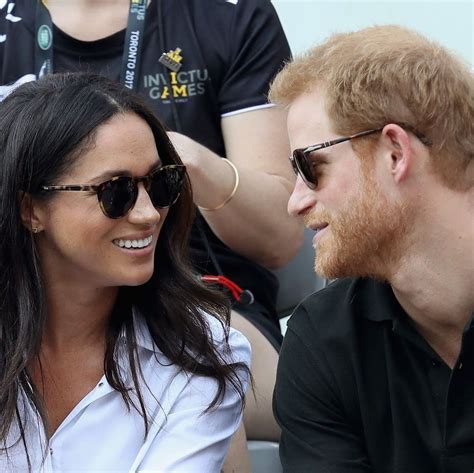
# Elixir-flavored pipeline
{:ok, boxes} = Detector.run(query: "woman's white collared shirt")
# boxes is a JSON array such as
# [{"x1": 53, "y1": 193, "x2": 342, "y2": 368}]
[{"x1": 1, "y1": 312, "x2": 251, "y2": 472}]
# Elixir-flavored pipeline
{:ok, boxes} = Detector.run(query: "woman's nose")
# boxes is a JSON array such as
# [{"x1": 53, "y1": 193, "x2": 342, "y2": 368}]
[{"x1": 127, "y1": 183, "x2": 162, "y2": 224}]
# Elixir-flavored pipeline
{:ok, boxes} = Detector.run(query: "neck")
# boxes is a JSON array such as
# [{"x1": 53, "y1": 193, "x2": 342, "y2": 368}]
[
  {"x1": 392, "y1": 250, "x2": 473, "y2": 327},
  {"x1": 44, "y1": 0, "x2": 132, "y2": 41},
  {"x1": 389, "y1": 187, "x2": 474, "y2": 366},
  {"x1": 42, "y1": 282, "x2": 118, "y2": 353}
]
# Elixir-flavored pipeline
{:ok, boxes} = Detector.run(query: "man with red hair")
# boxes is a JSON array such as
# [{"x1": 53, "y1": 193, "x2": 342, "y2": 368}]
[{"x1": 270, "y1": 25, "x2": 474, "y2": 473}]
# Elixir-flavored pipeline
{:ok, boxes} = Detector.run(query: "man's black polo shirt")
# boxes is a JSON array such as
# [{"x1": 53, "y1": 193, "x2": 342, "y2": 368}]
[{"x1": 274, "y1": 278, "x2": 474, "y2": 473}]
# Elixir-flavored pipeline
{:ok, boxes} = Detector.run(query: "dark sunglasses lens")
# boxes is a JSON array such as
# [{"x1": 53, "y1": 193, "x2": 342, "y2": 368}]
[
  {"x1": 148, "y1": 166, "x2": 185, "y2": 208},
  {"x1": 293, "y1": 150, "x2": 315, "y2": 187},
  {"x1": 99, "y1": 177, "x2": 135, "y2": 218}
]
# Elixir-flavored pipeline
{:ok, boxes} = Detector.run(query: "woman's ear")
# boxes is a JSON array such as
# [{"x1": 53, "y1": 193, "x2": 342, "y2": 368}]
[{"x1": 19, "y1": 192, "x2": 45, "y2": 234}]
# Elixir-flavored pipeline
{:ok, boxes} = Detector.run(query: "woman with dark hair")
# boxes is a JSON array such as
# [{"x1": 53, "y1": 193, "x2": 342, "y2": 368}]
[
  {"x1": 0, "y1": 72, "x2": 250, "y2": 472},
  {"x1": 0, "y1": 2, "x2": 304, "y2": 454}
]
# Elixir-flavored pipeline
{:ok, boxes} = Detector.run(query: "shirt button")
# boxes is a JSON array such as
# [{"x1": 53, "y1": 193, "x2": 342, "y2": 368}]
[
  {"x1": 458, "y1": 362, "x2": 463, "y2": 370},
  {"x1": 431, "y1": 360, "x2": 439, "y2": 367}
]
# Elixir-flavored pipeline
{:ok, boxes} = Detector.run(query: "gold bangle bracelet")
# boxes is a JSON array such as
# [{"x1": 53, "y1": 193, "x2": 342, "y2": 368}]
[{"x1": 198, "y1": 158, "x2": 240, "y2": 212}]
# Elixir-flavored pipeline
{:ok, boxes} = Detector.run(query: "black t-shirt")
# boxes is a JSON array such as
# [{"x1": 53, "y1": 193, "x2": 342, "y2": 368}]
[
  {"x1": 275, "y1": 278, "x2": 474, "y2": 473},
  {"x1": 0, "y1": 0, "x2": 291, "y2": 322}
]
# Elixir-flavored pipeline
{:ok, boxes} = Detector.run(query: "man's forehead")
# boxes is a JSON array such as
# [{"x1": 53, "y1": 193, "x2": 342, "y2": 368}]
[{"x1": 287, "y1": 89, "x2": 333, "y2": 149}]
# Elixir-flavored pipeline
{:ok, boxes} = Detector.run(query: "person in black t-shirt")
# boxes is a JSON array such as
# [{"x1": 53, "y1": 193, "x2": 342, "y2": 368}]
[
  {"x1": 269, "y1": 25, "x2": 474, "y2": 473},
  {"x1": 0, "y1": 0, "x2": 304, "y2": 468}
]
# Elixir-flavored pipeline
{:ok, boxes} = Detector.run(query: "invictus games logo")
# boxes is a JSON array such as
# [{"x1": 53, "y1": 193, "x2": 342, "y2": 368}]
[
  {"x1": 144, "y1": 68, "x2": 208, "y2": 103},
  {"x1": 146, "y1": 47, "x2": 208, "y2": 102},
  {"x1": 37, "y1": 24, "x2": 52, "y2": 50},
  {"x1": 130, "y1": 0, "x2": 145, "y2": 21},
  {"x1": 159, "y1": 48, "x2": 183, "y2": 73}
]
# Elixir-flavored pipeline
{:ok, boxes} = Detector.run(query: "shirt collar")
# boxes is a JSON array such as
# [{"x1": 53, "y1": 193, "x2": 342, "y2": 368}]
[
  {"x1": 354, "y1": 279, "x2": 474, "y2": 333},
  {"x1": 353, "y1": 278, "x2": 405, "y2": 323},
  {"x1": 352, "y1": 278, "x2": 434, "y2": 355},
  {"x1": 131, "y1": 306, "x2": 158, "y2": 352},
  {"x1": 116, "y1": 307, "x2": 158, "y2": 353},
  {"x1": 353, "y1": 279, "x2": 474, "y2": 358}
]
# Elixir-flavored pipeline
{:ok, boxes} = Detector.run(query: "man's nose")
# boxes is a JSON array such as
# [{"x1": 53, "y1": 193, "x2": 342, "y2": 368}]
[{"x1": 288, "y1": 175, "x2": 317, "y2": 217}]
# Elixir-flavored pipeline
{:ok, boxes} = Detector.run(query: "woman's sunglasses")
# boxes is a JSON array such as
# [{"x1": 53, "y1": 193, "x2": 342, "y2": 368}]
[{"x1": 41, "y1": 165, "x2": 186, "y2": 219}]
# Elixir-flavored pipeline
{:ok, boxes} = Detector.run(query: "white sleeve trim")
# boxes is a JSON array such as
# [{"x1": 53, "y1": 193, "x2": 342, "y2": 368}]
[{"x1": 221, "y1": 103, "x2": 276, "y2": 118}]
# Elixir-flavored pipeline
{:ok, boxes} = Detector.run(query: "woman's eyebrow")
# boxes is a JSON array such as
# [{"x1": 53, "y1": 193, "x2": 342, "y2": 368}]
[
  {"x1": 90, "y1": 160, "x2": 162, "y2": 183},
  {"x1": 91, "y1": 169, "x2": 131, "y2": 182}
]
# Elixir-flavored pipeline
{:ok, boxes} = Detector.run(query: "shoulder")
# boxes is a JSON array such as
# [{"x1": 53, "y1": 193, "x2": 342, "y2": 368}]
[
  {"x1": 277, "y1": 278, "x2": 395, "y2": 416},
  {"x1": 204, "y1": 312, "x2": 252, "y2": 367},
  {"x1": 288, "y1": 278, "x2": 360, "y2": 330},
  {"x1": 187, "y1": 0, "x2": 277, "y2": 15},
  {"x1": 0, "y1": 0, "x2": 36, "y2": 90},
  {"x1": 287, "y1": 278, "x2": 391, "y2": 348},
  {"x1": 133, "y1": 307, "x2": 251, "y2": 368},
  {"x1": 180, "y1": 0, "x2": 285, "y2": 39},
  {"x1": 0, "y1": 0, "x2": 34, "y2": 32},
  {"x1": 216, "y1": 0, "x2": 285, "y2": 35}
]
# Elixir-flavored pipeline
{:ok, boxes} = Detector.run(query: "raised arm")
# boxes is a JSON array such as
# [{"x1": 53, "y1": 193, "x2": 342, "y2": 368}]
[{"x1": 169, "y1": 106, "x2": 303, "y2": 269}]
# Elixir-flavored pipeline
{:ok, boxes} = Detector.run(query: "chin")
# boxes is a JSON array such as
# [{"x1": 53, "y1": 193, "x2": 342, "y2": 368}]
[
  {"x1": 316, "y1": 258, "x2": 363, "y2": 279},
  {"x1": 313, "y1": 239, "x2": 348, "y2": 279},
  {"x1": 131, "y1": 273, "x2": 154, "y2": 286},
  {"x1": 315, "y1": 247, "x2": 393, "y2": 281},
  {"x1": 117, "y1": 267, "x2": 155, "y2": 287},
  {"x1": 314, "y1": 244, "x2": 368, "y2": 280},
  {"x1": 315, "y1": 255, "x2": 349, "y2": 279},
  {"x1": 313, "y1": 211, "x2": 410, "y2": 281}
]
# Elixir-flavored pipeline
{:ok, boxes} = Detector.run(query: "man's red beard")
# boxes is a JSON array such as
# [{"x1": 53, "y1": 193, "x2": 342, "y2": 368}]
[{"x1": 305, "y1": 171, "x2": 412, "y2": 281}]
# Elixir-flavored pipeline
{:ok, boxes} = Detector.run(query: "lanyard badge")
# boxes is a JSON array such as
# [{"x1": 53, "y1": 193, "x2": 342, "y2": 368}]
[{"x1": 35, "y1": 1, "x2": 53, "y2": 77}]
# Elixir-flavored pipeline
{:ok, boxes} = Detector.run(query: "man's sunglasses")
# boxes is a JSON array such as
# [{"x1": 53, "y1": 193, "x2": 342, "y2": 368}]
[
  {"x1": 41, "y1": 165, "x2": 186, "y2": 219},
  {"x1": 291, "y1": 124, "x2": 432, "y2": 189},
  {"x1": 290, "y1": 128, "x2": 382, "y2": 189}
]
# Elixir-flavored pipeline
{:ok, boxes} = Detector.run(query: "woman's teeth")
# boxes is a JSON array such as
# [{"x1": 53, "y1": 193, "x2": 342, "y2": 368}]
[{"x1": 113, "y1": 235, "x2": 153, "y2": 249}]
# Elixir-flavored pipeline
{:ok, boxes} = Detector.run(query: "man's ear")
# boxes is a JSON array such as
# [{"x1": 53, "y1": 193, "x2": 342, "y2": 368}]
[
  {"x1": 19, "y1": 192, "x2": 45, "y2": 234},
  {"x1": 380, "y1": 124, "x2": 416, "y2": 184}
]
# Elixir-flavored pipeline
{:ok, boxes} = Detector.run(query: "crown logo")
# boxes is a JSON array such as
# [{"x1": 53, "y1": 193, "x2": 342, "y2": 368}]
[{"x1": 159, "y1": 48, "x2": 183, "y2": 72}]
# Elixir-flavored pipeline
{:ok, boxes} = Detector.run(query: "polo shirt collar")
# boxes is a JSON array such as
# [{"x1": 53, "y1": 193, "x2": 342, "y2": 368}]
[
  {"x1": 353, "y1": 278, "x2": 433, "y2": 355},
  {"x1": 355, "y1": 279, "x2": 474, "y2": 332},
  {"x1": 354, "y1": 278, "x2": 405, "y2": 323},
  {"x1": 353, "y1": 278, "x2": 474, "y2": 359}
]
